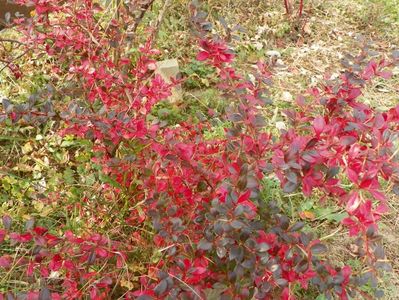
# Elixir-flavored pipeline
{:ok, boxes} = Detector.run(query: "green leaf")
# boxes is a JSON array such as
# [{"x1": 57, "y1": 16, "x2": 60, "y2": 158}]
[
  {"x1": 99, "y1": 173, "x2": 121, "y2": 189},
  {"x1": 63, "y1": 168, "x2": 75, "y2": 185},
  {"x1": 85, "y1": 174, "x2": 96, "y2": 185}
]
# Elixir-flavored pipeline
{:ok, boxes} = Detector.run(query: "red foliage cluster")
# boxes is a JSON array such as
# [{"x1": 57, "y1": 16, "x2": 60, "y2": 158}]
[
  {"x1": 1, "y1": 1, "x2": 398, "y2": 299},
  {"x1": 1, "y1": 217, "x2": 126, "y2": 299},
  {"x1": 273, "y1": 58, "x2": 399, "y2": 235}
]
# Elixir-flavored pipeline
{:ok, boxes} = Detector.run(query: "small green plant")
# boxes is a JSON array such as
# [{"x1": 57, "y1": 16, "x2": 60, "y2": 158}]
[{"x1": 181, "y1": 59, "x2": 217, "y2": 89}]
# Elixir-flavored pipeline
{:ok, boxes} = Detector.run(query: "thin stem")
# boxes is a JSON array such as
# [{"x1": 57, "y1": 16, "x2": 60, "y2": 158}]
[
  {"x1": 284, "y1": 0, "x2": 291, "y2": 15},
  {"x1": 166, "y1": 272, "x2": 204, "y2": 300},
  {"x1": 152, "y1": 0, "x2": 173, "y2": 39},
  {"x1": 0, "y1": 38, "x2": 25, "y2": 45},
  {"x1": 320, "y1": 225, "x2": 343, "y2": 241},
  {"x1": 298, "y1": 0, "x2": 304, "y2": 17}
]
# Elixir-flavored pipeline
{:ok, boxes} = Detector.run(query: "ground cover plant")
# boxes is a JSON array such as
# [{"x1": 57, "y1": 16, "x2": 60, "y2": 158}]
[{"x1": 0, "y1": 0, "x2": 398, "y2": 299}]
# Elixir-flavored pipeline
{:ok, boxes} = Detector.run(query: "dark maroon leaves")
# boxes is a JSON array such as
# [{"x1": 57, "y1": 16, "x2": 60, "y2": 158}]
[
  {"x1": 234, "y1": 205, "x2": 245, "y2": 216},
  {"x1": 39, "y1": 287, "x2": 51, "y2": 300},
  {"x1": 25, "y1": 218, "x2": 35, "y2": 231},
  {"x1": 374, "y1": 290, "x2": 384, "y2": 298},
  {"x1": 305, "y1": 138, "x2": 318, "y2": 149},
  {"x1": 241, "y1": 258, "x2": 255, "y2": 269},
  {"x1": 198, "y1": 239, "x2": 213, "y2": 251},
  {"x1": 283, "y1": 180, "x2": 298, "y2": 193},
  {"x1": 154, "y1": 279, "x2": 168, "y2": 296},
  {"x1": 2, "y1": 99, "x2": 13, "y2": 113},
  {"x1": 216, "y1": 247, "x2": 227, "y2": 258},
  {"x1": 289, "y1": 222, "x2": 305, "y2": 232},
  {"x1": 310, "y1": 243, "x2": 328, "y2": 255},
  {"x1": 373, "y1": 245, "x2": 385, "y2": 260},
  {"x1": 326, "y1": 166, "x2": 340, "y2": 180},
  {"x1": 6, "y1": 292, "x2": 15, "y2": 300},
  {"x1": 286, "y1": 171, "x2": 298, "y2": 185},
  {"x1": 228, "y1": 113, "x2": 242, "y2": 122},
  {"x1": 393, "y1": 184, "x2": 399, "y2": 196},
  {"x1": 231, "y1": 220, "x2": 245, "y2": 229},
  {"x1": 257, "y1": 243, "x2": 271, "y2": 253},
  {"x1": 295, "y1": 259, "x2": 308, "y2": 273},
  {"x1": 252, "y1": 115, "x2": 266, "y2": 127},
  {"x1": 375, "y1": 261, "x2": 392, "y2": 272},
  {"x1": 2, "y1": 215, "x2": 12, "y2": 230},
  {"x1": 261, "y1": 282, "x2": 271, "y2": 293},
  {"x1": 229, "y1": 245, "x2": 244, "y2": 262},
  {"x1": 137, "y1": 296, "x2": 153, "y2": 300},
  {"x1": 302, "y1": 150, "x2": 318, "y2": 163},
  {"x1": 275, "y1": 278, "x2": 288, "y2": 287},
  {"x1": 87, "y1": 251, "x2": 96, "y2": 265}
]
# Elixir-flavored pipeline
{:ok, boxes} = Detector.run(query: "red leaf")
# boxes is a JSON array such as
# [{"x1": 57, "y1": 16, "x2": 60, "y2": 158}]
[
  {"x1": 191, "y1": 267, "x2": 207, "y2": 275},
  {"x1": 313, "y1": 116, "x2": 326, "y2": 135},
  {"x1": 347, "y1": 168, "x2": 359, "y2": 183},
  {"x1": 64, "y1": 260, "x2": 75, "y2": 271},
  {"x1": 375, "y1": 203, "x2": 389, "y2": 214},
  {"x1": 10, "y1": 232, "x2": 33, "y2": 243},
  {"x1": 342, "y1": 217, "x2": 360, "y2": 236},
  {"x1": 359, "y1": 178, "x2": 373, "y2": 189},
  {"x1": 27, "y1": 262, "x2": 34, "y2": 277},
  {"x1": 295, "y1": 95, "x2": 306, "y2": 107},
  {"x1": 0, "y1": 256, "x2": 11, "y2": 269},
  {"x1": 175, "y1": 143, "x2": 194, "y2": 161},
  {"x1": 341, "y1": 265, "x2": 352, "y2": 279},
  {"x1": 27, "y1": 291, "x2": 39, "y2": 300},
  {"x1": 378, "y1": 71, "x2": 392, "y2": 79},
  {"x1": 33, "y1": 227, "x2": 48, "y2": 236},
  {"x1": 237, "y1": 190, "x2": 251, "y2": 203},
  {"x1": 340, "y1": 136, "x2": 357, "y2": 146},
  {"x1": 370, "y1": 189, "x2": 386, "y2": 201},
  {"x1": 196, "y1": 51, "x2": 209, "y2": 61},
  {"x1": 0, "y1": 229, "x2": 6, "y2": 243},
  {"x1": 116, "y1": 253, "x2": 127, "y2": 268},
  {"x1": 49, "y1": 254, "x2": 62, "y2": 271},
  {"x1": 346, "y1": 192, "x2": 360, "y2": 213},
  {"x1": 363, "y1": 60, "x2": 377, "y2": 79},
  {"x1": 40, "y1": 265, "x2": 49, "y2": 277},
  {"x1": 19, "y1": 232, "x2": 33, "y2": 242},
  {"x1": 281, "y1": 287, "x2": 293, "y2": 300},
  {"x1": 302, "y1": 153, "x2": 317, "y2": 163},
  {"x1": 374, "y1": 114, "x2": 385, "y2": 129},
  {"x1": 96, "y1": 248, "x2": 108, "y2": 258},
  {"x1": 347, "y1": 88, "x2": 361, "y2": 100}
]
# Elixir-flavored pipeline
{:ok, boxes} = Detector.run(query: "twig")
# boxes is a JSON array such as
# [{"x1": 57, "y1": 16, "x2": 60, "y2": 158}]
[
  {"x1": 126, "y1": 0, "x2": 156, "y2": 36},
  {"x1": 0, "y1": 48, "x2": 30, "y2": 73},
  {"x1": 389, "y1": 146, "x2": 399, "y2": 161},
  {"x1": 0, "y1": 38, "x2": 25, "y2": 45},
  {"x1": 298, "y1": 0, "x2": 304, "y2": 17},
  {"x1": 320, "y1": 225, "x2": 343, "y2": 241},
  {"x1": 123, "y1": 0, "x2": 156, "y2": 52},
  {"x1": 152, "y1": 0, "x2": 172, "y2": 39},
  {"x1": 284, "y1": 0, "x2": 291, "y2": 15},
  {"x1": 166, "y1": 272, "x2": 204, "y2": 300}
]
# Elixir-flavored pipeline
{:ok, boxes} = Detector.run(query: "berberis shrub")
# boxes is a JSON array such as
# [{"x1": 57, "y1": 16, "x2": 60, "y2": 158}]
[{"x1": 0, "y1": 0, "x2": 399, "y2": 299}]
